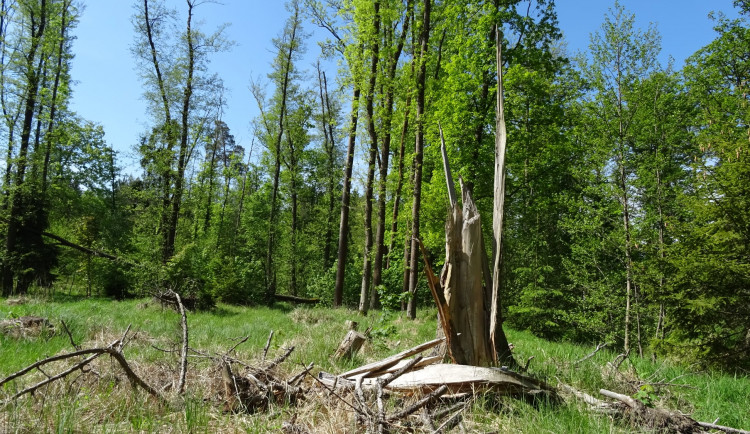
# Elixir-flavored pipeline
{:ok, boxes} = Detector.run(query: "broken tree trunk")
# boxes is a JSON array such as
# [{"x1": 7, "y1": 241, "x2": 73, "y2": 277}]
[
  {"x1": 442, "y1": 180, "x2": 495, "y2": 366},
  {"x1": 418, "y1": 123, "x2": 511, "y2": 367},
  {"x1": 490, "y1": 26, "x2": 515, "y2": 366}
]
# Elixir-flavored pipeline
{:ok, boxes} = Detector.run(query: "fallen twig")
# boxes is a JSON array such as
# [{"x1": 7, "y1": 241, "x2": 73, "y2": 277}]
[
  {"x1": 263, "y1": 330, "x2": 274, "y2": 362},
  {"x1": 386, "y1": 384, "x2": 448, "y2": 422},
  {"x1": 1, "y1": 327, "x2": 162, "y2": 406},
  {"x1": 432, "y1": 402, "x2": 467, "y2": 433},
  {"x1": 696, "y1": 421, "x2": 750, "y2": 434},
  {"x1": 60, "y1": 320, "x2": 80, "y2": 351},
  {"x1": 1, "y1": 349, "x2": 107, "y2": 406},
  {"x1": 170, "y1": 290, "x2": 189, "y2": 395},
  {"x1": 223, "y1": 335, "x2": 250, "y2": 358},
  {"x1": 575, "y1": 342, "x2": 608, "y2": 365},
  {"x1": 266, "y1": 346, "x2": 295, "y2": 371}
]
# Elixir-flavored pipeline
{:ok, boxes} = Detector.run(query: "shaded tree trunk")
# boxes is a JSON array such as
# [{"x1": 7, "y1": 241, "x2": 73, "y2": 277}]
[
  {"x1": 358, "y1": 0, "x2": 381, "y2": 315},
  {"x1": 407, "y1": 0, "x2": 431, "y2": 319},
  {"x1": 386, "y1": 97, "x2": 411, "y2": 268},
  {"x1": 371, "y1": 0, "x2": 412, "y2": 309},
  {"x1": 165, "y1": 0, "x2": 196, "y2": 262},
  {"x1": 317, "y1": 64, "x2": 337, "y2": 270},
  {"x1": 265, "y1": 3, "x2": 301, "y2": 303},
  {"x1": 333, "y1": 86, "x2": 361, "y2": 307},
  {"x1": 2, "y1": 0, "x2": 48, "y2": 296}
]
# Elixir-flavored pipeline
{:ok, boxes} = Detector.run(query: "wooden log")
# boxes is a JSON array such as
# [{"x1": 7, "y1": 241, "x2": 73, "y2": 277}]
[
  {"x1": 333, "y1": 330, "x2": 367, "y2": 361},
  {"x1": 274, "y1": 294, "x2": 320, "y2": 304},
  {"x1": 380, "y1": 364, "x2": 549, "y2": 395},
  {"x1": 340, "y1": 337, "x2": 445, "y2": 379}
]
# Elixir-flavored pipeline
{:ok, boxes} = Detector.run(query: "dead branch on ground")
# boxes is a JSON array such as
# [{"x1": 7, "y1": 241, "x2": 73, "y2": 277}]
[{"x1": 0, "y1": 326, "x2": 162, "y2": 408}]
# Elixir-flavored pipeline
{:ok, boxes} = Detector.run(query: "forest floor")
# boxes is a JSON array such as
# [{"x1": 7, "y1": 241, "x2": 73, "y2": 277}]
[{"x1": 0, "y1": 296, "x2": 749, "y2": 433}]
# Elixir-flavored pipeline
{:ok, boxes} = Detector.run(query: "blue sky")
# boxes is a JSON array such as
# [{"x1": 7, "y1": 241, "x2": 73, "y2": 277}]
[{"x1": 68, "y1": 0, "x2": 742, "y2": 174}]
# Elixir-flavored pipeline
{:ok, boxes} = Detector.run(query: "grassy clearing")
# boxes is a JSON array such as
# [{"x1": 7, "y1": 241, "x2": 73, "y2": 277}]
[{"x1": 1, "y1": 296, "x2": 749, "y2": 433}]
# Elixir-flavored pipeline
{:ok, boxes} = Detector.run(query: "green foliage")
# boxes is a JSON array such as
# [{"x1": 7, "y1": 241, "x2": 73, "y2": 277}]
[{"x1": 633, "y1": 384, "x2": 658, "y2": 408}]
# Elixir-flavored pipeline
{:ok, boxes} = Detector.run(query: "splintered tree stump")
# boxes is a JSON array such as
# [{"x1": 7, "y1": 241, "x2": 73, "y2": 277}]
[{"x1": 333, "y1": 329, "x2": 366, "y2": 361}]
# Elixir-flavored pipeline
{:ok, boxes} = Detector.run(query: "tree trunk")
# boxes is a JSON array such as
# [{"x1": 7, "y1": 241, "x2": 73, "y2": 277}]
[
  {"x1": 358, "y1": 1, "x2": 381, "y2": 315},
  {"x1": 317, "y1": 65, "x2": 336, "y2": 270},
  {"x1": 265, "y1": 4, "x2": 300, "y2": 303},
  {"x1": 407, "y1": 0, "x2": 432, "y2": 320},
  {"x1": 386, "y1": 97, "x2": 411, "y2": 268},
  {"x1": 41, "y1": 0, "x2": 70, "y2": 198},
  {"x1": 165, "y1": 1, "x2": 196, "y2": 262},
  {"x1": 203, "y1": 121, "x2": 220, "y2": 233},
  {"x1": 371, "y1": 0, "x2": 412, "y2": 308},
  {"x1": 333, "y1": 84, "x2": 361, "y2": 307},
  {"x1": 489, "y1": 27, "x2": 514, "y2": 366},
  {"x1": 2, "y1": 0, "x2": 48, "y2": 296}
]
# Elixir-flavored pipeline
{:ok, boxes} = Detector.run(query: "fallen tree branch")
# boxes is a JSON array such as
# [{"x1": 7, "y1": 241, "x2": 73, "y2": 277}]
[
  {"x1": 266, "y1": 346, "x2": 295, "y2": 371},
  {"x1": 60, "y1": 320, "x2": 80, "y2": 351},
  {"x1": 340, "y1": 337, "x2": 445, "y2": 379},
  {"x1": 263, "y1": 330, "x2": 274, "y2": 361},
  {"x1": 386, "y1": 384, "x2": 448, "y2": 422},
  {"x1": 696, "y1": 421, "x2": 750, "y2": 434},
  {"x1": 273, "y1": 294, "x2": 320, "y2": 304},
  {"x1": 1, "y1": 350, "x2": 108, "y2": 407},
  {"x1": 0, "y1": 346, "x2": 115, "y2": 388},
  {"x1": 575, "y1": 342, "x2": 608, "y2": 365},
  {"x1": 597, "y1": 388, "x2": 749, "y2": 433},
  {"x1": 432, "y1": 402, "x2": 468, "y2": 433},
  {"x1": 1, "y1": 328, "x2": 162, "y2": 406},
  {"x1": 170, "y1": 290, "x2": 189, "y2": 395}
]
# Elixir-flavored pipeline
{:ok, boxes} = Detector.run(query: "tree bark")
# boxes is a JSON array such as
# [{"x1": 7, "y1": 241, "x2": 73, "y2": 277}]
[
  {"x1": 386, "y1": 97, "x2": 411, "y2": 268},
  {"x1": 265, "y1": 3, "x2": 300, "y2": 303},
  {"x1": 490, "y1": 27, "x2": 514, "y2": 365},
  {"x1": 371, "y1": 0, "x2": 413, "y2": 308},
  {"x1": 317, "y1": 64, "x2": 337, "y2": 270},
  {"x1": 358, "y1": 0, "x2": 381, "y2": 315},
  {"x1": 2, "y1": 0, "x2": 48, "y2": 296},
  {"x1": 406, "y1": 0, "x2": 432, "y2": 319},
  {"x1": 164, "y1": 0, "x2": 196, "y2": 262},
  {"x1": 333, "y1": 85, "x2": 361, "y2": 307}
]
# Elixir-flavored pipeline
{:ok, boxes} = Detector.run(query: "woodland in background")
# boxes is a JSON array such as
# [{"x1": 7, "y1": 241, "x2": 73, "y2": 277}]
[{"x1": 0, "y1": 0, "x2": 748, "y2": 370}]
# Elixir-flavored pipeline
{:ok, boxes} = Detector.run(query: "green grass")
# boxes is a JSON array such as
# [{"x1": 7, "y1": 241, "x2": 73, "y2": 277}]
[{"x1": 1, "y1": 296, "x2": 749, "y2": 433}]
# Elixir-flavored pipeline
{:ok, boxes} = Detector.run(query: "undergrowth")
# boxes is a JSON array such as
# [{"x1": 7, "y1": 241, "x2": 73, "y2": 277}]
[{"x1": 1, "y1": 296, "x2": 748, "y2": 433}]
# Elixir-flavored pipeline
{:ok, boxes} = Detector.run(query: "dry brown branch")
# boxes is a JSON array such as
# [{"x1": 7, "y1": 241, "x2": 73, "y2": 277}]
[
  {"x1": 340, "y1": 337, "x2": 445, "y2": 379},
  {"x1": 575, "y1": 342, "x2": 608, "y2": 365},
  {"x1": 309, "y1": 371, "x2": 363, "y2": 415},
  {"x1": 380, "y1": 356, "x2": 423, "y2": 388},
  {"x1": 105, "y1": 347, "x2": 162, "y2": 398},
  {"x1": 170, "y1": 290, "x2": 189, "y2": 395},
  {"x1": 386, "y1": 384, "x2": 448, "y2": 422},
  {"x1": 521, "y1": 356, "x2": 534, "y2": 372},
  {"x1": 612, "y1": 350, "x2": 630, "y2": 370},
  {"x1": 432, "y1": 402, "x2": 468, "y2": 433},
  {"x1": 1, "y1": 350, "x2": 105, "y2": 406},
  {"x1": 263, "y1": 330, "x2": 274, "y2": 361},
  {"x1": 266, "y1": 346, "x2": 295, "y2": 371},
  {"x1": 421, "y1": 406, "x2": 437, "y2": 431},
  {"x1": 288, "y1": 362, "x2": 314, "y2": 387},
  {"x1": 1, "y1": 327, "x2": 162, "y2": 407},
  {"x1": 696, "y1": 421, "x2": 750, "y2": 434},
  {"x1": 0, "y1": 346, "x2": 115, "y2": 388},
  {"x1": 59, "y1": 320, "x2": 80, "y2": 351},
  {"x1": 223, "y1": 335, "x2": 250, "y2": 358},
  {"x1": 557, "y1": 382, "x2": 612, "y2": 411}
]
